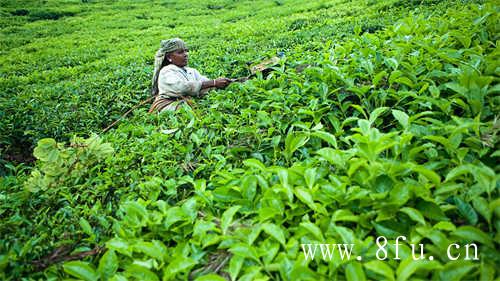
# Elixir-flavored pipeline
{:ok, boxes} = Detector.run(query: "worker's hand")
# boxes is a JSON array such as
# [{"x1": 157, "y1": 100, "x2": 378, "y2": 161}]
[{"x1": 214, "y1": 78, "x2": 232, "y2": 89}]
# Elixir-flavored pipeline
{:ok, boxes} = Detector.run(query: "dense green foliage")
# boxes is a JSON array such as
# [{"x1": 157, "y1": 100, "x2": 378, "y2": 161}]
[{"x1": 1, "y1": 0, "x2": 499, "y2": 280}]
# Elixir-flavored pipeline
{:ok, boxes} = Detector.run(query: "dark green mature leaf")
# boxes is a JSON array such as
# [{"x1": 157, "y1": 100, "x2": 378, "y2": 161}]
[
  {"x1": 417, "y1": 201, "x2": 449, "y2": 221},
  {"x1": 452, "y1": 196, "x2": 478, "y2": 225}
]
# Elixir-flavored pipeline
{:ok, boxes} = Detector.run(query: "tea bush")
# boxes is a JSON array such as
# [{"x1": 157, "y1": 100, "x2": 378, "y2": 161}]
[{"x1": 1, "y1": 0, "x2": 498, "y2": 280}]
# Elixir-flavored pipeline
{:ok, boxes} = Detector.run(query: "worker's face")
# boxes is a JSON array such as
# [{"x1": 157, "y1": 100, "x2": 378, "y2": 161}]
[{"x1": 168, "y1": 48, "x2": 188, "y2": 67}]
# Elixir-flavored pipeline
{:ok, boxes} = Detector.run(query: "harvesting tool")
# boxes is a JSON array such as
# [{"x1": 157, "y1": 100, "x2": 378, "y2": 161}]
[{"x1": 230, "y1": 54, "x2": 284, "y2": 83}]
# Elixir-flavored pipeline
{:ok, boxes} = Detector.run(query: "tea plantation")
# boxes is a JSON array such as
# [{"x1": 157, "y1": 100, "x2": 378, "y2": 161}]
[{"x1": 1, "y1": 0, "x2": 498, "y2": 280}]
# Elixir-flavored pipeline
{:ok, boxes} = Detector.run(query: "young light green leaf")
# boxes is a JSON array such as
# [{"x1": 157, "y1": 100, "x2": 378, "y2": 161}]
[
  {"x1": 195, "y1": 274, "x2": 227, "y2": 281},
  {"x1": 221, "y1": 205, "x2": 241, "y2": 235},
  {"x1": 98, "y1": 250, "x2": 118, "y2": 280},
  {"x1": 134, "y1": 241, "x2": 165, "y2": 261},
  {"x1": 472, "y1": 197, "x2": 492, "y2": 224},
  {"x1": 396, "y1": 258, "x2": 441, "y2": 281},
  {"x1": 369, "y1": 107, "x2": 388, "y2": 124},
  {"x1": 284, "y1": 132, "x2": 309, "y2": 160},
  {"x1": 346, "y1": 262, "x2": 366, "y2": 281},
  {"x1": 63, "y1": 261, "x2": 99, "y2": 281},
  {"x1": 452, "y1": 226, "x2": 493, "y2": 248},
  {"x1": 300, "y1": 221, "x2": 324, "y2": 241},
  {"x1": 400, "y1": 207, "x2": 426, "y2": 225},
  {"x1": 294, "y1": 186, "x2": 320, "y2": 213},
  {"x1": 228, "y1": 255, "x2": 244, "y2": 281},
  {"x1": 262, "y1": 223, "x2": 286, "y2": 246},
  {"x1": 127, "y1": 264, "x2": 159, "y2": 281},
  {"x1": 439, "y1": 261, "x2": 476, "y2": 281},
  {"x1": 433, "y1": 221, "x2": 456, "y2": 232},
  {"x1": 243, "y1": 159, "x2": 266, "y2": 171},
  {"x1": 372, "y1": 71, "x2": 388, "y2": 87},
  {"x1": 392, "y1": 109, "x2": 409, "y2": 129},
  {"x1": 228, "y1": 243, "x2": 259, "y2": 262},
  {"x1": 304, "y1": 167, "x2": 317, "y2": 189},
  {"x1": 241, "y1": 175, "x2": 257, "y2": 201},
  {"x1": 408, "y1": 164, "x2": 441, "y2": 185},
  {"x1": 311, "y1": 131, "x2": 337, "y2": 148},
  {"x1": 364, "y1": 260, "x2": 395, "y2": 281},
  {"x1": 79, "y1": 218, "x2": 93, "y2": 236},
  {"x1": 163, "y1": 256, "x2": 196, "y2": 280}
]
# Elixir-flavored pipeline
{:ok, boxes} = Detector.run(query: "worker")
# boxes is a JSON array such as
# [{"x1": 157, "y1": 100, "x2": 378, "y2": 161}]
[{"x1": 149, "y1": 38, "x2": 232, "y2": 112}]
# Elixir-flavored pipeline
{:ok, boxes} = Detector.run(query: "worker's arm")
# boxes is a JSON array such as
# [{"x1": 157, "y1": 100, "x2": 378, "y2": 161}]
[
  {"x1": 192, "y1": 68, "x2": 232, "y2": 90},
  {"x1": 201, "y1": 78, "x2": 231, "y2": 90}
]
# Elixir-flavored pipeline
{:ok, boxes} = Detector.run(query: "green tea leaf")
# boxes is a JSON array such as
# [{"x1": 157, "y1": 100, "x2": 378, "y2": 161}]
[
  {"x1": 241, "y1": 175, "x2": 258, "y2": 201},
  {"x1": 304, "y1": 167, "x2": 317, "y2": 189},
  {"x1": 228, "y1": 243, "x2": 259, "y2": 262},
  {"x1": 396, "y1": 258, "x2": 441, "y2": 281},
  {"x1": 300, "y1": 221, "x2": 324, "y2": 241},
  {"x1": 369, "y1": 107, "x2": 388, "y2": 124},
  {"x1": 163, "y1": 256, "x2": 196, "y2": 280},
  {"x1": 452, "y1": 196, "x2": 478, "y2": 225},
  {"x1": 346, "y1": 262, "x2": 366, "y2": 281},
  {"x1": 400, "y1": 207, "x2": 426, "y2": 225},
  {"x1": 392, "y1": 110, "x2": 409, "y2": 129},
  {"x1": 98, "y1": 250, "x2": 118, "y2": 280},
  {"x1": 134, "y1": 241, "x2": 165, "y2": 261},
  {"x1": 311, "y1": 131, "x2": 337, "y2": 148},
  {"x1": 452, "y1": 226, "x2": 493, "y2": 248},
  {"x1": 364, "y1": 260, "x2": 395, "y2": 281},
  {"x1": 127, "y1": 264, "x2": 159, "y2": 281},
  {"x1": 262, "y1": 223, "x2": 286, "y2": 246},
  {"x1": 243, "y1": 159, "x2": 266, "y2": 171},
  {"x1": 472, "y1": 197, "x2": 492, "y2": 224},
  {"x1": 195, "y1": 274, "x2": 227, "y2": 281},
  {"x1": 285, "y1": 132, "x2": 309, "y2": 160},
  {"x1": 221, "y1": 206, "x2": 241, "y2": 235},
  {"x1": 480, "y1": 262, "x2": 495, "y2": 281},
  {"x1": 439, "y1": 261, "x2": 476, "y2": 281},
  {"x1": 228, "y1": 255, "x2": 244, "y2": 281},
  {"x1": 372, "y1": 71, "x2": 388, "y2": 87},
  {"x1": 63, "y1": 261, "x2": 98, "y2": 281},
  {"x1": 294, "y1": 186, "x2": 323, "y2": 214},
  {"x1": 79, "y1": 218, "x2": 93, "y2": 236},
  {"x1": 417, "y1": 201, "x2": 448, "y2": 221}
]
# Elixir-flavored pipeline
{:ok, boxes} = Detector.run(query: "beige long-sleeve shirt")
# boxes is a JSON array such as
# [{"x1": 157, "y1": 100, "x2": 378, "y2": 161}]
[{"x1": 158, "y1": 64, "x2": 211, "y2": 99}]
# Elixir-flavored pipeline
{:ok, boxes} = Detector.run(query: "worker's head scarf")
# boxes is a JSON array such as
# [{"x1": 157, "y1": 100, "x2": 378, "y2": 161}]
[{"x1": 151, "y1": 38, "x2": 187, "y2": 96}]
